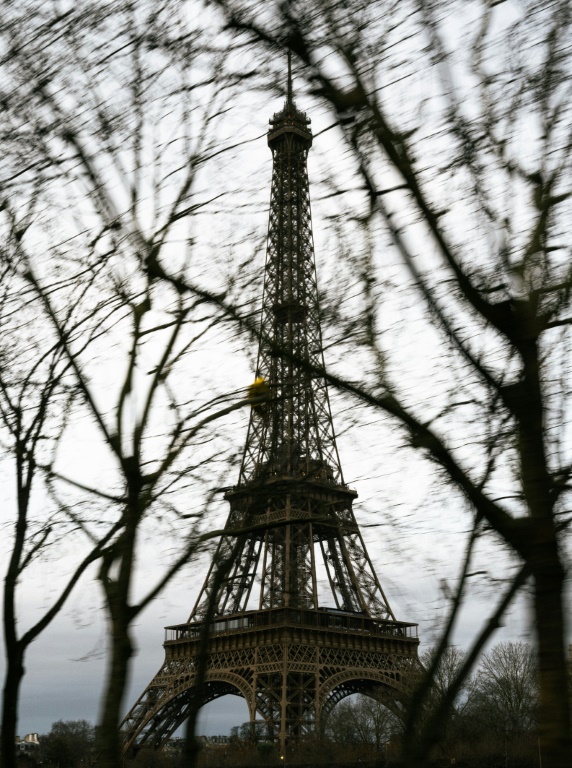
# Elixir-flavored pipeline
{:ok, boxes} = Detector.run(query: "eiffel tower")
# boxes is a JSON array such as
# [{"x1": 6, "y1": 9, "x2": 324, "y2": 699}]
[{"x1": 122, "y1": 58, "x2": 420, "y2": 759}]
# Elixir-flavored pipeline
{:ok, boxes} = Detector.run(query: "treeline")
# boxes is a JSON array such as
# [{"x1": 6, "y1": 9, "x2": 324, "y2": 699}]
[
  {"x1": 25, "y1": 642, "x2": 545, "y2": 768},
  {"x1": 19, "y1": 721, "x2": 94, "y2": 768},
  {"x1": 218, "y1": 642, "x2": 545, "y2": 766},
  {"x1": 326, "y1": 642, "x2": 541, "y2": 766}
]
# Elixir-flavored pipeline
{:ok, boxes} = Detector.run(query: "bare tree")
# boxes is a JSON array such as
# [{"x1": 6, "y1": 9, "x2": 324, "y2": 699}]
[
  {"x1": 0, "y1": 252, "x2": 122, "y2": 768},
  {"x1": 40, "y1": 720, "x2": 96, "y2": 768},
  {"x1": 418, "y1": 646, "x2": 475, "y2": 752},
  {"x1": 467, "y1": 642, "x2": 537, "y2": 756},
  {"x1": 325, "y1": 694, "x2": 400, "y2": 753},
  {"x1": 0, "y1": 3, "x2": 255, "y2": 767},
  {"x1": 162, "y1": 0, "x2": 572, "y2": 764}
]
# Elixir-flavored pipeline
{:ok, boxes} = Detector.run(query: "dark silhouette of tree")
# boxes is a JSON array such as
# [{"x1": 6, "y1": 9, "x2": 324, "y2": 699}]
[
  {"x1": 325, "y1": 694, "x2": 400, "y2": 752},
  {"x1": 415, "y1": 642, "x2": 538, "y2": 763},
  {"x1": 464, "y1": 641, "x2": 538, "y2": 761},
  {"x1": 0, "y1": 263, "x2": 121, "y2": 768},
  {"x1": 41, "y1": 720, "x2": 95, "y2": 768},
  {"x1": 0, "y1": 3, "x2": 252, "y2": 768},
  {"x1": 418, "y1": 646, "x2": 474, "y2": 753},
  {"x1": 165, "y1": 1, "x2": 572, "y2": 764},
  {"x1": 0, "y1": 2, "x2": 569, "y2": 767}
]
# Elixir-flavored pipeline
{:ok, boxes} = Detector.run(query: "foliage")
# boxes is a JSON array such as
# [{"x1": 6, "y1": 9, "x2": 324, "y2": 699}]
[
  {"x1": 324, "y1": 643, "x2": 539, "y2": 764},
  {"x1": 40, "y1": 720, "x2": 95, "y2": 768},
  {"x1": 325, "y1": 693, "x2": 400, "y2": 751},
  {"x1": 467, "y1": 642, "x2": 538, "y2": 740}
]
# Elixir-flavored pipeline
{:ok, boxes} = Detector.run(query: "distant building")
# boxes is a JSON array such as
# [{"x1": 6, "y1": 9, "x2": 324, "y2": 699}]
[
  {"x1": 198, "y1": 734, "x2": 231, "y2": 747},
  {"x1": 15, "y1": 734, "x2": 40, "y2": 753},
  {"x1": 161, "y1": 735, "x2": 231, "y2": 754}
]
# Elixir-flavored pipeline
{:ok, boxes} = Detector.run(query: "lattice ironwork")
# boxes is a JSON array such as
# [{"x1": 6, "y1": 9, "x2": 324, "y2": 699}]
[
  {"x1": 122, "y1": 57, "x2": 421, "y2": 759},
  {"x1": 122, "y1": 615, "x2": 420, "y2": 755}
]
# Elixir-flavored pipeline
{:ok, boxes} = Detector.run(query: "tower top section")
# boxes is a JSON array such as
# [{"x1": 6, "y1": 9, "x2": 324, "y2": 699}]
[
  {"x1": 268, "y1": 52, "x2": 312, "y2": 149},
  {"x1": 187, "y1": 63, "x2": 396, "y2": 626},
  {"x1": 236, "y1": 50, "x2": 344, "y2": 492}
]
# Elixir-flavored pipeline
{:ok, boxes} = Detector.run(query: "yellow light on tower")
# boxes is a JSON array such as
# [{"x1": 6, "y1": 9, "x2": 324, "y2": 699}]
[{"x1": 247, "y1": 376, "x2": 269, "y2": 416}]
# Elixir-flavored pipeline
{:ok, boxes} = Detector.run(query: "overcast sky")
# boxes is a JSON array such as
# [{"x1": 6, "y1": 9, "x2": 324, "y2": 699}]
[{"x1": 0, "y1": 89, "x2": 550, "y2": 745}]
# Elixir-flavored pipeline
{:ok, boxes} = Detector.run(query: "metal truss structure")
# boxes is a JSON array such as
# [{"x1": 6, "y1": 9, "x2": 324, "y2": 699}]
[{"x1": 122, "y1": 59, "x2": 421, "y2": 759}]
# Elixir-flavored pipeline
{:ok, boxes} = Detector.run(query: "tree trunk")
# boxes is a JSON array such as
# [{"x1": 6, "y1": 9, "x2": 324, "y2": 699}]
[
  {"x1": 0, "y1": 646, "x2": 24, "y2": 768},
  {"x1": 2, "y1": 477, "x2": 26, "y2": 768},
  {"x1": 97, "y1": 615, "x2": 133, "y2": 768},
  {"x1": 533, "y1": 546, "x2": 571, "y2": 767}
]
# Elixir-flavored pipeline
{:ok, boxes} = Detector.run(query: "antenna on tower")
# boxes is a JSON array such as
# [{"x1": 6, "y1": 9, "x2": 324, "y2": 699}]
[{"x1": 287, "y1": 50, "x2": 293, "y2": 105}]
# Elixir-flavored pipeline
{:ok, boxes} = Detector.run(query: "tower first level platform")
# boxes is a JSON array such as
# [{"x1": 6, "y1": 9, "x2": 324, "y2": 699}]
[{"x1": 122, "y1": 607, "x2": 419, "y2": 753}]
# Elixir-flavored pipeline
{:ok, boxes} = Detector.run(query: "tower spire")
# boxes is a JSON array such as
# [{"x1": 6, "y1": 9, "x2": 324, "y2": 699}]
[{"x1": 287, "y1": 50, "x2": 293, "y2": 105}]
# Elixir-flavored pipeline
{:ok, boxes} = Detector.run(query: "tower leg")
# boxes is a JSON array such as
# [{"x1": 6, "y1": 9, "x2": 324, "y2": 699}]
[
  {"x1": 315, "y1": 677, "x2": 321, "y2": 740},
  {"x1": 280, "y1": 648, "x2": 288, "y2": 760}
]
